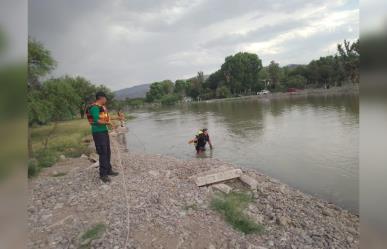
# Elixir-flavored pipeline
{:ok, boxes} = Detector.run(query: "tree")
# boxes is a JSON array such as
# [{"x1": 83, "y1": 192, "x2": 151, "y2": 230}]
[
  {"x1": 284, "y1": 75, "x2": 307, "y2": 88},
  {"x1": 337, "y1": 39, "x2": 359, "y2": 83},
  {"x1": 216, "y1": 86, "x2": 231, "y2": 98},
  {"x1": 28, "y1": 38, "x2": 56, "y2": 157},
  {"x1": 67, "y1": 76, "x2": 96, "y2": 118},
  {"x1": 174, "y1": 80, "x2": 189, "y2": 96},
  {"x1": 28, "y1": 38, "x2": 57, "y2": 88},
  {"x1": 146, "y1": 80, "x2": 174, "y2": 102},
  {"x1": 268, "y1": 61, "x2": 281, "y2": 89},
  {"x1": 220, "y1": 52, "x2": 262, "y2": 94}
]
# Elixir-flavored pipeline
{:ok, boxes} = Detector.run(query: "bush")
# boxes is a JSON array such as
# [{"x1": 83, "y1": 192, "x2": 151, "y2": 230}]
[
  {"x1": 35, "y1": 149, "x2": 58, "y2": 168},
  {"x1": 28, "y1": 159, "x2": 40, "y2": 178},
  {"x1": 160, "y1": 94, "x2": 180, "y2": 105},
  {"x1": 216, "y1": 86, "x2": 231, "y2": 99},
  {"x1": 211, "y1": 192, "x2": 264, "y2": 234}
]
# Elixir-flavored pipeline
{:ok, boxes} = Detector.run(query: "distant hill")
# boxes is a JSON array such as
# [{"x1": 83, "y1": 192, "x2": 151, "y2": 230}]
[{"x1": 114, "y1": 83, "x2": 151, "y2": 100}]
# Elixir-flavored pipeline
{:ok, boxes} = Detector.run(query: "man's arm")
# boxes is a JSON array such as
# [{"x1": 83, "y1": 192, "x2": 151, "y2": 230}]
[
  {"x1": 208, "y1": 136, "x2": 213, "y2": 149},
  {"x1": 188, "y1": 137, "x2": 197, "y2": 144}
]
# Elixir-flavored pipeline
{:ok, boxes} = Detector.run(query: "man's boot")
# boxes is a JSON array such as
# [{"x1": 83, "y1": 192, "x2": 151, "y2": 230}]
[
  {"x1": 100, "y1": 175, "x2": 111, "y2": 183},
  {"x1": 108, "y1": 171, "x2": 119, "y2": 176}
]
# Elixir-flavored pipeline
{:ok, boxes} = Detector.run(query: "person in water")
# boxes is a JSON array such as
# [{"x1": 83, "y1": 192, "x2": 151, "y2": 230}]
[
  {"x1": 117, "y1": 110, "x2": 125, "y2": 127},
  {"x1": 188, "y1": 128, "x2": 213, "y2": 154}
]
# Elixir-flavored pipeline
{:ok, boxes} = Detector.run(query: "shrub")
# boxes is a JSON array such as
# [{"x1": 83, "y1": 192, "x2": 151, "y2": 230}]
[
  {"x1": 160, "y1": 94, "x2": 180, "y2": 105},
  {"x1": 28, "y1": 159, "x2": 40, "y2": 178},
  {"x1": 216, "y1": 86, "x2": 231, "y2": 99},
  {"x1": 35, "y1": 149, "x2": 58, "y2": 168},
  {"x1": 211, "y1": 192, "x2": 264, "y2": 234}
]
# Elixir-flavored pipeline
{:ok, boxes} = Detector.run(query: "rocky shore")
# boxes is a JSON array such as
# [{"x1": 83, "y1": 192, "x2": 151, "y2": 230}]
[{"x1": 28, "y1": 133, "x2": 359, "y2": 249}]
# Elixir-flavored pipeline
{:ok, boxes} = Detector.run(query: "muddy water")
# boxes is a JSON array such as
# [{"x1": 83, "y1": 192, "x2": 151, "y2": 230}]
[{"x1": 126, "y1": 94, "x2": 359, "y2": 212}]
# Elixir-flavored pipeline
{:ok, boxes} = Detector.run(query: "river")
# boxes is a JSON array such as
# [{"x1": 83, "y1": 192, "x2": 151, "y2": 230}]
[{"x1": 125, "y1": 93, "x2": 359, "y2": 212}]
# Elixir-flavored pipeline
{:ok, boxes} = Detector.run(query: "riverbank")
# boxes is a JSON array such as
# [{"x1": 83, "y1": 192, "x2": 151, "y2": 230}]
[
  {"x1": 28, "y1": 132, "x2": 359, "y2": 249},
  {"x1": 195, "y1": 85, "x2": 359, "y2": 104}
]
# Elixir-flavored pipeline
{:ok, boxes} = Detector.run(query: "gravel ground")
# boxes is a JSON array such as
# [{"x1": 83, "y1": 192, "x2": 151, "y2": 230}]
[{"x1": 28, "y1": 133, "x2": 359, "y2": 249}]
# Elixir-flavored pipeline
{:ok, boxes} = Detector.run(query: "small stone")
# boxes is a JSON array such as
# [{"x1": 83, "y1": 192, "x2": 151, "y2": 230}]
[
  {"x1": 322, "y1": 209, "x2": 334, "y2": 216},
  {"x1": 59, "y1": 155, "x2": 66, "y2": 160},
  {"x1": 80, "y1": 154, "x2": 88, "y2": 159},
  {"x1": 80, "y1": 238, "x2": 91, "y2": 246},
  {"x1": 101, "y1": 185, "x2": 110, "y2": 191},
  {"x1": 276, "y1": 216, "x2": 290, "y2": 226},
  {"x1": 208, "y1": 244, "x2": 216, "y2": 249}
]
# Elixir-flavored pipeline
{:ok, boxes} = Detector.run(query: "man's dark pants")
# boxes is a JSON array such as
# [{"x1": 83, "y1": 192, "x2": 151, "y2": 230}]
[{"x1": 92, "y1": 131, "x2": 112, "y2": 177}]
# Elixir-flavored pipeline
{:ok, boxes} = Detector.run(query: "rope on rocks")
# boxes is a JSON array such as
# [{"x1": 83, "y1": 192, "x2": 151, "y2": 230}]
[{"x1": 111, "y1": 134, "x2": 131, "y2": 248}]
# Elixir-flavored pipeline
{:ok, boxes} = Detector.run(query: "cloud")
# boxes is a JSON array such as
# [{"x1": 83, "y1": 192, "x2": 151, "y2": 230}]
[{"x1": 29, "y1": 0, "x2": 359, "y2": 90}]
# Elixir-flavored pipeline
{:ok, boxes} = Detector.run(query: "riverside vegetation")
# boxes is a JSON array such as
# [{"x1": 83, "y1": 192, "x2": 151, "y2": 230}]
[{"x1": 141, "y1": 39, "x2": 359, "y2": 106}]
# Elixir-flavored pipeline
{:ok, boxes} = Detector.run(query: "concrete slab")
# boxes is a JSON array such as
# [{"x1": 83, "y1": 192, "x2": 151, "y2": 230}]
[{"x1": 194, "y1": 168, "x2": 242, "y2": 186}]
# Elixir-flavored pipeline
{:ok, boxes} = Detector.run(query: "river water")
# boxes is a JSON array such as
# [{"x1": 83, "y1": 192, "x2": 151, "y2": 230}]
[{"x1": 125, "y1": 94, "x2": 359, "y2": 212}]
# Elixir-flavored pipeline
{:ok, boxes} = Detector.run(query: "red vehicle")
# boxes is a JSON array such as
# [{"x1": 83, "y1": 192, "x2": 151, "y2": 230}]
[{"x1": 287, "y1": 88, "x2": 301, "y2": 93}]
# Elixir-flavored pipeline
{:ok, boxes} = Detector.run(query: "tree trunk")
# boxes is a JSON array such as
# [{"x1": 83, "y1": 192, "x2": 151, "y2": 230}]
[{"x1": 28, "y1": 126, "x2": 33, "y2": 158}]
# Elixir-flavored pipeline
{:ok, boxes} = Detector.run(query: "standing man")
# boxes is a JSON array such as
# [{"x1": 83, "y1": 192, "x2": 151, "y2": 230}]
[{"x1": 86, "y1": 92, "x2": 119, "y2": 183}]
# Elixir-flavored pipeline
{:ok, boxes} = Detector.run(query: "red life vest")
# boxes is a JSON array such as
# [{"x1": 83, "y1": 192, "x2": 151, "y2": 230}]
[{"x1": 86, "y1": 103, "x2": 110, "y2": 125}]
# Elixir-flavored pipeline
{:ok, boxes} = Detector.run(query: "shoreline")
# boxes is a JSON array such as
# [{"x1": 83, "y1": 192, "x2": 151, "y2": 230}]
[
  {"x1": 28, "y1": 132, "x2": 359, "y2": 248},
  {"x1": 191, "y1": 84, "x2": 359, "y2": 104}
]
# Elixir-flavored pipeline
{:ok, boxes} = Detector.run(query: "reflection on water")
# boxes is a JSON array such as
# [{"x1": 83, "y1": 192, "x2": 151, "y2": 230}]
[{"x1": 126, "y1": 94, "x2": 359, "y2": 212}]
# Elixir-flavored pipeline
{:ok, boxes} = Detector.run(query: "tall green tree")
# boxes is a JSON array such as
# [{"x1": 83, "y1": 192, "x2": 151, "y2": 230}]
[
  {"x1": 337, "y1": 39, "x2": 359, "y2": 83},
  {"x1": 220, "y1": 52, "x2": 262, "y2": 94},
  {"x1": 66, "y1": 76, "x2": 96, "y2": 118},
  {"x1": 28, "y1": 38, "x2": 57, "y2": 156},
  {"x1": 268, "y1": 61, "x2": 281, "y2": 90},
  {"x1": 28, "y1": 38, "x2": 57, "y2": 88}
]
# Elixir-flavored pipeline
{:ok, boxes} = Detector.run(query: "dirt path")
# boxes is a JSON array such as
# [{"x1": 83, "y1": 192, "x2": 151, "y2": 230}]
[{"x1": 28, "y1": 133, "x2": 359, "y2": 249}]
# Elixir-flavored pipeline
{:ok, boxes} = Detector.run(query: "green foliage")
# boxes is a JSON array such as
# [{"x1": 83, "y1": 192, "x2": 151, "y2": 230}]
[
  {"x1": 221, "y1": 52, "x2": 262, "y2": 94},
  {"x1": 34, "y1": 149, "x2": 58, "y2": 168},
  {"x1": 80, "y1": 223, "x2": 106, "y2": 247},
  {"x1": 268, "y1": 60, "x2": 281, "y2": 89},
  {"x1": 216, "y1": 85, "x2": 231, "y2": 98},
  {"x1": 211, "y1": 192, "x2": 264, "y2": 234},
  {"x1": 28, "y1": 38, "x2": 57, "y2": 87},
  {"x1": 160, "y1": 94, "x2": 180, "y2": 105},
  {"x1": 30, "y1": 119, "x2": 91, "y2": 176},
  {"x1": 28, "y1": 159, "x2": 40, "y2": 178},
  {"x1": 146, "y1": 80, "x2": 174, "y2": 102},
  {"x1": 174, "y1": 80, "x2": 190, "y2": 96},
  {"x1": 337, "y1": 39, "x2": 359, "y2": 83},
  {"x1": 284, "y1": 75, "x2": 307, "y2": 89}
]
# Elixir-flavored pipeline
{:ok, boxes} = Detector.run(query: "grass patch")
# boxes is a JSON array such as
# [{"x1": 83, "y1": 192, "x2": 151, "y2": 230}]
[
  {"x1": 29, "y1": 119, "x2": 91, "y2": 178},
  {"x1": 28, "y1": 159, "x2": 40, "y2": 178},
  {"x1": 211, "y1": 191, "x2": 264, "y2": 234},
  {"x1": 183, "y1": 203, "x2": 198, "y2": 211},
  {"x1": 52, "y1": 172, "x2": 67, "y2": 177},
  {"x1": 79, "y1": 223, "x2": 106, "y2": 248}
]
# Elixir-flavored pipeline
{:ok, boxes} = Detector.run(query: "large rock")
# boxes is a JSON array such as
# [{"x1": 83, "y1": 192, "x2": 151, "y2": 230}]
[
  {"x1": 239, "y1": 174, "x2": 258, "y2": 190},
  {"x1": 212, "y1": 183, "x2": 232, "y2": 194}
]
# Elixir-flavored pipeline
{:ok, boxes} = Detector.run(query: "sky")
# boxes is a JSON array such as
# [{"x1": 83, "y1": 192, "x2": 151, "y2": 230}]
[{"x1": 29, "y1": 0, "x2": 359, "y2": 90}]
